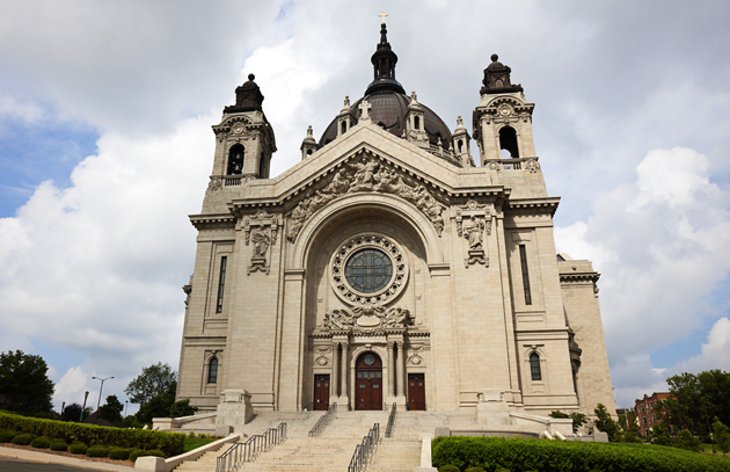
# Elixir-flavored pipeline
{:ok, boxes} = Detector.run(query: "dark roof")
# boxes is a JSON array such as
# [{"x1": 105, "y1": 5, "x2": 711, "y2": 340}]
[
  {"x1": 319, "y1": 91, "x2": 452, "y2": 150},
  {"x1": 319, "y1": 23, "x2": 452, "y2": 151}
]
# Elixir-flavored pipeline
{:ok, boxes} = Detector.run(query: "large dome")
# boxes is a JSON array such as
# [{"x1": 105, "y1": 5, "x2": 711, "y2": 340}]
[
  {"x1": 319, "y1": 23, "x2": 452, "y2": 152},
  {"x1": 319, "y1": 92, "x2": 452, "y2": 150}
]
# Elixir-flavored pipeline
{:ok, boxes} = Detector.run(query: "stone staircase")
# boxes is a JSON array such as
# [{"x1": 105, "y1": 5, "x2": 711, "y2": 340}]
[{"x1": 173, "y1": 410, "x2": 444, "y2": 472}]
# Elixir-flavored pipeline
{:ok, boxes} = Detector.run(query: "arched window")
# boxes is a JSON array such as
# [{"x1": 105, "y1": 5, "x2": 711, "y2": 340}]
[
  {"x1": 414, "y1": 115, "x2": 420, "y2": 131},
  {"x1": 341, "y1": 121, "x2": 348, "y2": 135},
  {"x1": 529, "y1": 352, "x2": 542, "y2": 381},
  {"x1": 227, "y1": 144, "x2": 244, "y2": 175},
  {"x1": 499, "y1": 126, "x2": 519, "y2": 158},
  {"x1": 207, "y1": 357, "x2": 219, "y2": 384},
  {"x1": 457, "y1": 139, "x2": 464, "y2": 153}
]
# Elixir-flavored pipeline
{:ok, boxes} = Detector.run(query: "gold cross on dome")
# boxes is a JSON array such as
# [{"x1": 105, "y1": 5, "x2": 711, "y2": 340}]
[{"x1": 378, "y1": 11, "x2": 388, "y2": 25}]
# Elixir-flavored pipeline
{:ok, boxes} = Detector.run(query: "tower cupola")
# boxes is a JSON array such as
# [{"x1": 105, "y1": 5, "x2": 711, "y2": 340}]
[
  {"x1": 480, "y1": 54, "x2": 524, "y2": 95},
  {"x1": 365, "y1": 21, "x2": 406, "y2": 95},
  {"x1": 225, "y1": 74, "x2": 265, "y2": 113}
]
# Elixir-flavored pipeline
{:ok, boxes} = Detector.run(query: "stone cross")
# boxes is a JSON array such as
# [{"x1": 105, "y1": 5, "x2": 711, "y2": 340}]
[
  {"x1": 358, "y1": 99, "x2": 372, "y2": 121},
  {"x1": 379, "y1": 12, "x2": 388, "y2": 25}
]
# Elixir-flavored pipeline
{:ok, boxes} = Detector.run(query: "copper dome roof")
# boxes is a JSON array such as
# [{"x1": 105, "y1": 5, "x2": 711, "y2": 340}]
[{"x1": 319, "y1": 23, "x2": 452, "y2": 152}]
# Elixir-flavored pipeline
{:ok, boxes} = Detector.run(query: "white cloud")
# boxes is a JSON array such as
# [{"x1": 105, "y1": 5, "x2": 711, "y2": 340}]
[
  {"x1": 0, "y1": 116, "x2": 212, "y2": 382},
  {"x1": 556, "y1": 147, "x2": 730, "y2": 406},
  {"x1": 676, "y1": 317, "x2": 730, "y2": 373},
  {"x1": 0, "y1": 96, "x2": 42, "y2": 123},
  {"x1": 53, "y1": 366, "x2": 89, "y2": 410}
]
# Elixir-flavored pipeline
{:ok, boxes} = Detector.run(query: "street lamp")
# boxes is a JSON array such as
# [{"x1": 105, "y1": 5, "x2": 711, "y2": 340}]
[{"x1": 91, "y1": 376, "x2": 114, "y2": 411}]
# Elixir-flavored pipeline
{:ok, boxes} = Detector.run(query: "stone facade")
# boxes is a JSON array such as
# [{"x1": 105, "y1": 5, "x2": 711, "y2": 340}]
[{"x1": 175, "y1": 24, "x2": 616, "y2": 423}]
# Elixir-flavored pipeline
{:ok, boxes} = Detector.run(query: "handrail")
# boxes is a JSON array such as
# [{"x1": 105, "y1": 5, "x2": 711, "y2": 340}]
[
  {"x1": 215, "y1": 422, "x2": 287, "y2": 472},
  {"x1": 384, "y1": 402, "x2": 397, "y2": 438},
  {"x1": 308, "y1": 402, "x2": 336, "y2": 437},
  {"x1": 347, "y1": 422, "x2": 380, "y2": 472}
]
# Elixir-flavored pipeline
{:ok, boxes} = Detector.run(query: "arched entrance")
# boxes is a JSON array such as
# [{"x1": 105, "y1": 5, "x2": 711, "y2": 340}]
[{"x1": 355, "y1": 352, "x2": 383, "y2": 410}]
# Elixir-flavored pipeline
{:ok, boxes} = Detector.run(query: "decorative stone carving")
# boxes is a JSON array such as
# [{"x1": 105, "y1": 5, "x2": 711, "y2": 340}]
[
  {"x1": 207, "y1": 176, "x2": 223, "y2": 191},
  {"x1": 322, "y1": 306, "x2": 413, "y2": 331},
  {"x1": 287, "y1": 155, "x2": 445, "y2": 242},
  {"x1": 455, "y1": 199, "x2": 492, "y2": 268},
  {"x1": 243, "y1": 210, "x2": 278, "y2": 275},
  {"x1": 315, "y1": 355, "x2": 329, "y2": 366},
  {"x1": 524, "y1": 158, "x2": 541, "y2": 174}
]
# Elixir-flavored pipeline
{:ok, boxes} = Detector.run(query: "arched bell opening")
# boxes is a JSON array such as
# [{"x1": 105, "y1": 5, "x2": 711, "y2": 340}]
[
  {"x1": 227, "y1": 144, "x2": 245, "y2": 175},
  {"x1": 498, "y1": 125, "x2": 519, "y2": 158}
]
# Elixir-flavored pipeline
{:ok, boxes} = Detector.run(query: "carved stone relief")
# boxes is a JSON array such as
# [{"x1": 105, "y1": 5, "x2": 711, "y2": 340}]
[
  {"x1": 455, "y1": 199, "x2": 492, "y2": 268},
  {"x1": 322, "y1": 306, "x2": 413, "y2": 332},
  {"x1": 286, "y1": 154, "x2": 445, "y2": 242},
  {"x1": 243, "y1": 209, "x2": 278, "y2": 275}
]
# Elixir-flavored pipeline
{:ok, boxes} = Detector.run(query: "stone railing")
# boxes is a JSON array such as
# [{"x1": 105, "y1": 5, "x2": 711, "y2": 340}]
[
  {"x1": 483, "y1": 157, "x2": 541, "y2": 173},
  {"x1": 384, "y1": 402, "x2": 397, "y2": 438}
]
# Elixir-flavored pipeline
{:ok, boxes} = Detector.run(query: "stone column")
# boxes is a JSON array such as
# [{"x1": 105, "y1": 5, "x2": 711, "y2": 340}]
[
  {"x1": 396, "y1": 341, "x2": 406, "y2": 407},
  {"x1": 339, "y1": 341, "x2": 349, "y2": 407},
  {"x1": 329, "y1": 341, "x2": 338, "y2": 402},
  {"x1": 387, "y1": 342, "x2": 395, "y2": 401}
]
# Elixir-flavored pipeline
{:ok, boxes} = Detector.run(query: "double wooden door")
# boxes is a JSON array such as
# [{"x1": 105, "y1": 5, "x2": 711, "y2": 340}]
[{"x1": 355, "y1": 352, "x2": 382, "y2": 410}]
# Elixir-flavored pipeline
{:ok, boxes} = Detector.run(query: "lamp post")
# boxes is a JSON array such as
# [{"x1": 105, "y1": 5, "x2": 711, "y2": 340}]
[{"x1": 91, "y1": 376, "x2": 114, "y2": 411}]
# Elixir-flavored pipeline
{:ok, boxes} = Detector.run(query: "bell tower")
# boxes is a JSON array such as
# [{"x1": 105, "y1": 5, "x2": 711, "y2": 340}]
[
  {"x1": 211, "y1": 74, "x2": 276, "y2": 181},
  {"x1": 472, "y1": 54, "x2": 536, "y2": 164}
]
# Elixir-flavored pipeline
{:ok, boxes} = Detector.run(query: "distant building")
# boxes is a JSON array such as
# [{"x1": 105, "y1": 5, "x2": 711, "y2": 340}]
[{"x1": 635, "y1": 392, "x2": 671, "y2": 436}]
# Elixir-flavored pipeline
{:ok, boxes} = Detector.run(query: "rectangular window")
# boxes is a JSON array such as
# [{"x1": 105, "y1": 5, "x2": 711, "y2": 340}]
[
  {"x1": 215, "y1": 256, "x2": 227, "y2": 313},
  {"x1": 519, "y1": 244, "x2": 532, "y2": 305}
]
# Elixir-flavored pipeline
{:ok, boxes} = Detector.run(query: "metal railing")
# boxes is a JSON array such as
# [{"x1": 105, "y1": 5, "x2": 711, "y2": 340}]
[
  {"x1": 347, "y1": 422, "x2": 380, "y2": 472},
  {"x1": 384, "y1": 402, "x2": 397, "y2": 438},
  {"x1": 308, "y1": 402, "x2": 336, "y2": 437},
  {"x1": 215, "y1": 422, "x2": 287, "y2": 472}
]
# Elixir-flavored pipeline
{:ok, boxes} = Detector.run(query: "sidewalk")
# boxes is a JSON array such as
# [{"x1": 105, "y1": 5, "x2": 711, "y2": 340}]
[{"x1": 0, "y1": 446, "x2": 134, "y2": 471}]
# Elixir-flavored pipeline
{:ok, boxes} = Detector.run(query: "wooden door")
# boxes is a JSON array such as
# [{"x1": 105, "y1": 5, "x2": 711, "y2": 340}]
[
  {"x1": 355, "y1": 352, "x2": 383, "y2": 410},
  {"x1": 313, "y1": 374, "x2": 330, "y2": 410},
  {"x1": 407, "y1": 373, "x2": 426, "y2": 410}
]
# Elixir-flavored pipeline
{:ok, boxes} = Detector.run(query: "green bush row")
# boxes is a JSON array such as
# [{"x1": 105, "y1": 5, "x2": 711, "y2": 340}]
[
  {"x1": 0, "y1": 431, "x2": 166, "y2": 461},
  {"x1": 0, "y1": 411, "x2": 184, "y2": 456},
  {"x1": 432, "y1": 436, "x2": 730, "y2": 472}
]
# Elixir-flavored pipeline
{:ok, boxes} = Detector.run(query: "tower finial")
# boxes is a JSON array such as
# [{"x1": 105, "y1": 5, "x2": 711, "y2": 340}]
[
  {"x1": 378, "y1": 11, "x2": 388, "y2": 25},
  {"x1": 364, "y1": 15, "x2": 405, "y2": 95}
]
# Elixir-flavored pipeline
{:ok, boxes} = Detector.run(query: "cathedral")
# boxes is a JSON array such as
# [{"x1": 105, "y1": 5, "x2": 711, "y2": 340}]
[{"x1": 175, "y1": 22, "x2": 615, "y2": 426}]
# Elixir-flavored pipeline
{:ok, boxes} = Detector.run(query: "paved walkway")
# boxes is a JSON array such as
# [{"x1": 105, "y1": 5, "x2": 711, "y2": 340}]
[{"x1": 0, "y1": 446, "x2": 133, "y2": 472}]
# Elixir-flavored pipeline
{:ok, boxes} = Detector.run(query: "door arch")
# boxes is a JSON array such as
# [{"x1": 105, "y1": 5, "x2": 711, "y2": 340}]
[{"x1": 355, "y1": 352, "x2": 383, "y2": 410}]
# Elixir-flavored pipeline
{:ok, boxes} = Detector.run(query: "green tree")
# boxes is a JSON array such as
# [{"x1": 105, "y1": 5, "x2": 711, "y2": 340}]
[
  {"x1": 98, "y1": 394, "x2": 124, "y2": 425},
  {"x1": 594, "y1": 403, "x2": 620, "y2": 441},
  {"x1": 663, "y1": 370, "x2": 730, "y2": 437},
  {"x1": 125, "y1": 362, "x2": 176, "y2": 406},
  {"x1": 712, "y1": 417, "x2": 730, "y2": 454},
  {"x1": 168, "y1": 399, "x2": 197, "y2": 418},
  {"x1": 0, "y1": 350, "x2": 54, "y2": 416}
]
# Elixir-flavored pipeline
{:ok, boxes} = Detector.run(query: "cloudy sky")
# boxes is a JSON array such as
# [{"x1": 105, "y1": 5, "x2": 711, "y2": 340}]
[{"x1": 1, "y1": 0, "x2": 728, "y2": 412}]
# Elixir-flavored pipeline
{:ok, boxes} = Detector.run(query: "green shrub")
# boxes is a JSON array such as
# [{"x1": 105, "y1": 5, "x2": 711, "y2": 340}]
[
  {"x1": 465, "y1": 467, "x2": 487, "y2": 472},
  {"x1": 108, "y1": 448, "x2": 131, "y2": 460},
  {"x1": 145, "y1": 449, "x2": 166, "y2": 458},
  {"x1": 0, "y1": 411, "x2": 184, "y2": 456},
  {"x1": 128, "y1": 448, "x2": 146, "y2": 462},
  {"x1": 68, "y1": 441, "x2": 88, "y2": 454},
  {"x1": 438, "y1": 466, "x2": 461, "y2": 472},
  {"x1": 31, "y1": 436, "x2": 51, "y2": 448},
  {"x1": 0, "y1": 431, "x2": 16, "y2": 443},
  {"x1": 86, "y1": 445, "x2": 110, "y2": 457},
  {"x1": 50, "y1": 439, "x2": 68, "y2": 451},
  {"x1": 432, "y1": 436, "x2": 730, "y2": 472},
  {"x1": 12, "y1": 433, "x2": 36, "y2": 445}
]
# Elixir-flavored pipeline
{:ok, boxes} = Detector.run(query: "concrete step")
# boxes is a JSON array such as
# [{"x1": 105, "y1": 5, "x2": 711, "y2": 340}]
[{"x1": 370, "y1": 440, "x2": 421, "y2": 472}]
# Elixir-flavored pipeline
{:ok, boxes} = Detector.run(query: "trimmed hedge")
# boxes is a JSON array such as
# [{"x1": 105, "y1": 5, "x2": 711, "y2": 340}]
[
  {"x1": 86, "y1": 445, "x2": 110, "y2": 457},
  {"x1": 129, "y1": 449, "x2": 146, "y2": 462},
  {"x1": 108, "y1": 448, "x2": 131, "y2": 460},
  {"x1": 50, "y1": 439, "x2": 68, "y2": 451},
  {"x1": 68, "y1": 441, "x2": 88, "y2": 454},
  {"x1": 432, "y1": 436, "x2": 730, "y2": 472},
  {"x1": 12, "y1": 433, "x2": 36, "y2": 445},
  {"x1": 0, "y1": 411, "x2": 184, "y2": 456},
  {"x1": 31, "y1": 436, "x2": 51, "y2": 449},
  {"x1": 0, "y1": 431, "x2": 16, "y2": 443}
]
